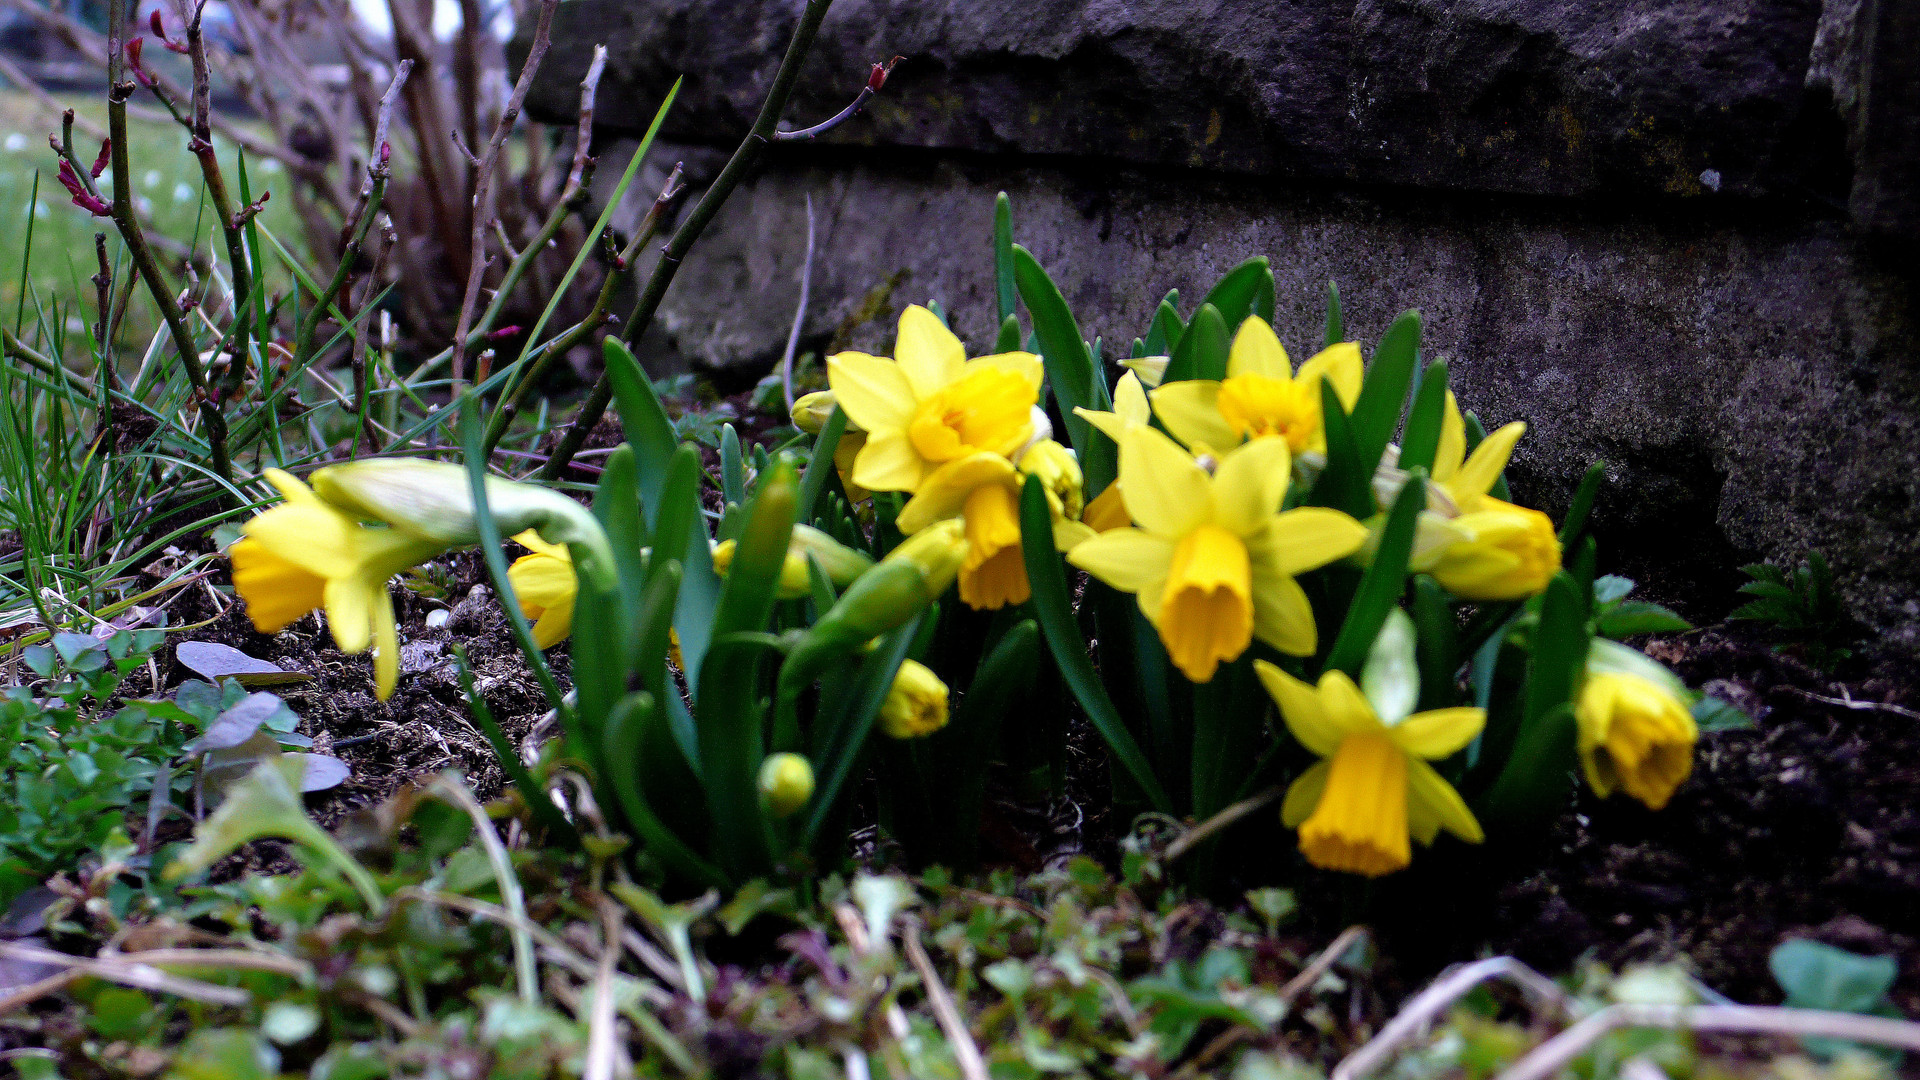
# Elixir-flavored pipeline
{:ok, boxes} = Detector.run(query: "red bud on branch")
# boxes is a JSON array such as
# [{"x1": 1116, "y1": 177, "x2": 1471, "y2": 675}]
[
  {"x1": 125, "y1": 38, "x2": 158, "y2": 89},
  {"x1": 90, "y1": 138, "x2": 111, "y2": 179},
  {"x1": 57, "y1": 159, "x2": 112, "y2": 217}
]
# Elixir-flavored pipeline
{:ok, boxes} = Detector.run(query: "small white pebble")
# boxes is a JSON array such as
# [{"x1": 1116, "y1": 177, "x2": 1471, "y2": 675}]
[
  {"x1": 1699, "y1": 168, "x2": 1722, "y2": 192},
  {"x1": 424, "y1": 608, "x2": 451, "y2": 628},
  {"x1": 1, "y1": 133, "x2": 25, "y2": 152}
]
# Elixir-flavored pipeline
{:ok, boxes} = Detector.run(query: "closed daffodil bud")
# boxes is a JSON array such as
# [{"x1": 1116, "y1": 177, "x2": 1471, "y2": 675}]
[
  {"x1": 713, "y1": 524, "x2": 874, "y2": 599},
  {"x1": 1359, "y1": 608, "x2": 1419, "y2": 725},
  {"x1": 758, "y1": 752, "x2": 815, "y2": 817},
  {"x1": 311, "y1": 460, "x2": 616, "y2": 593},
  {"x1": 878, "y1": 660, "x2": 949, "y2": 739},
  {"x1": 882, "y1": 517, "x2": 968, "y2": 597},
  {"x1": 1419, "y1": 501, "x2": 1561, "y2": 601},
  {"x1": 790, "y1": 390, "x2": 839, "y2": 435},
  {"x1": 1575, "y1": 640, "x2": 1697, "y2": 810},
  {"x1": 1018, "y1": 438, "x2": 1085, "y2": 521}
]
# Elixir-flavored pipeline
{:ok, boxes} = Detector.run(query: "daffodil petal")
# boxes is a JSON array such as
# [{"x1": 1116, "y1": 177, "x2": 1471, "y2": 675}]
[
  {"x1": 1052, "y1": 519, "x2": 1097, "y2": 552},
  {"x1": 1295, "y1": 342, "x2": 1363, "y2": 409},
  {"x1": 1280, "y1": 760, "x2": 1331, "y2": 828},
  {"x1": 1114, "y1": 370, "x2": 1151, "y2": 425},
  {"x1": 1390, "y1": 707, "x2": 1486, "y2": 759},
  {"x1": 243, "y1": 503, "x2": 361, "y2": 579},
  {"x1": 512, "y1": 529, "x2": 567, "y2": 559},
  {"x1": 1255, "y1": 508, "x2": 1370, "y2": 577},
  {"x1": 1249, "y1": 565, "x2": 1317, "y2": 656},
  {"x1": 1149, "y1": 381, "x2": 1240, "y2": 455},
  {"x1": 371, "y1": 588, "x2": 400, "y2": 700},
  {"x1": 1317, "y1": 670, "x2": 1382, "y2": 732},
  {"x1": 1225, "y1": 316, "x2": 1289, "y2": 379},
  {"x1": 509, "y1": 552, "x2": 576, "y2": 613},
  {"x1": 531, "y1": 604, "x2": 572, "y2": 649},
  {"x1": 894, "y1": 305, "x2": 968, "y2": 399},
  {"x1": 1211, "y1": 437, "x2": 1293, "y2": 536},
  {"x1": 1452, "y1": 421, "x2": 1526, "y2": 501},
  {"x1": 1075, "y1": 406, "x2": 1135, "y2": 447},
  {"x1": 850, "y1": 429, "x2": 928, "y2": 494},
  {"x1": 1434, "y1": 390, "x2": 1466, "y2": 481},
  {"x1": 1066, "y1": 528, "x2": 1178, "y2": 593},
  {"x1": 897, "y1": 453, "x2": 1016, "y2": 533},
  {"x1": 1407, "y1": 757, "x2": 1483, "y2": 843},
  {"x1": 1118, "y1": 425, "x2": 1212, "y2": 537},
  {"x1": 261, "y1": 467, "x2": 321, "y2": 506},
  {"x1": 1255, "y1": 659, "x2": 1343, "y2": 756},
  {"x1": 229, "y1": 538, "x2": 326, "y2": 633},
  {"x1": 969, "y1": 351, "x2": 1045, "y2": 394},
  {"x1": 323, "y1": 577, "x2": 375, "y2": 654},
  {"x1": 827, "y1": 352, "x2": 916, "y2": 433}
]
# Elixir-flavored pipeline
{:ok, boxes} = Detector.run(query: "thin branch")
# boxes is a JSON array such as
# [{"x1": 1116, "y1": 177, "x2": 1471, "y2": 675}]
[
  {"x1": 1788, "y1": 686, "x2": 1920, "y2": 721},
  {"x1": 780, "y1": 192, "x2": 815, "y2": 413},
  {"x1": 538, "y1": 0, "x2": 841, "y2": 481},
  {"x1": 1495, "y1": 1004, "x2": 1920, "y2": 1080},
  {"x1": 101, "y1": 0, "x2": 233, "y2": 489},
  {"x1": 448, "y1": 0, "x2": 559, "y2": 392},
  {"x1": 772, "y1": 57, "x2": 901, "y2": 141},
  {"x1": 1163, "y1": 786, "x2": 1281, "y2": 865},
  {"x1": 1277, "y1": 925, "x2": 1368, "y2": 1003},
  {"x1": 1332, "y1": 957, "x2": 1573, "y2": 1080},
  {"x1": 902, "y1": 919, "x2": 990, "y2": 1080}
]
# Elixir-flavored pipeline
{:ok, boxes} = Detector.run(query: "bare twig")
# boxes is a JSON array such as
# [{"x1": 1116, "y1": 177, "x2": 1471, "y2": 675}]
[
  {"x1": 1163, "y1": 786, "x2": 1282, "y2": 865},
  {"x1": 583, "y1": 897, "x2": 625, "y2": 1080},
  {"x1": 1495, "y1": 1004, "x2": 1920, "y2": 1080},
  {"x1": 538, "y1": 0, "x2": 841, "y2": 481},
  {"x1": 780, "y1": 192, "x2": 816, "y2": 413},
  {"x1": 1332, "y1": 957, "x2": 1573, "y2": 1080},
  {"x1": 431, "y1": 774, "x2": 539, "y2": 1006},
  {"x1": 449, "y1": 0, "x2": 559, "y2": 392},
  {"x1": 562, "y1": 46, "x2": 608, "y2": 202},
  {"x1": 1788, "y1": 686, "x2": 1920, "y2": 721},
  {"x1": 1278, "y1": 925, "x2": 1368, "y2": 1003},
  {"x1": 101, "y1": 0, "x2": 233, "y2": 490},
  {"x1": 772, "y1": 57, "x2": 901, "y2": 141},
  {"x1": 902, "y1": 919, "x2": 989, "y2": 1080},
  {"x1": 0, "y1": 940, "x2": 249, "y2": 1006}
]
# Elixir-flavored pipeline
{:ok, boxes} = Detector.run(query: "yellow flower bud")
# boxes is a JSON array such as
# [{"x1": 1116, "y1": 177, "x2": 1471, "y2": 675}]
[
  {"x1": 1419, "y1": 500, "x2": 1561, "y2": 601},
  {"x1": 758, "y1": 752, "x2": 815, "y2": 817},
  {"x1": 882, "y1": 517, "x2": 967, "y2": 597},
  {"x1": 791, "y1": 391, "x2": 842, "y2": 435},
  {"x1": 878, "y1": 659, "x2": 949, "y2": 739},
  {"x1": 713, "y1": 524, "x2": 873, "y2": 599},
  {"x1": 1575, "y1": 641, "x2": 1697, "y2": 810},
  {"x1": 1018, "y1": 438, "x2": 1084, "y2": 522}
]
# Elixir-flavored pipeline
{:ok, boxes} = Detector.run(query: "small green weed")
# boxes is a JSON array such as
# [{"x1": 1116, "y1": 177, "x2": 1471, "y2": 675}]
[{"x1": 1732, "y1": 552, "x2": 1855, "y2": 668}]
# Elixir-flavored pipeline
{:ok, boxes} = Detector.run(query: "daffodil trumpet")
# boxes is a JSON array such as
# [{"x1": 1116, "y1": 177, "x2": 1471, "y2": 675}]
[
  {"x1": 1148, "y1": 316, "x2": 1362, "y2": 457},
  {"x1": 895, "y1": 445, "x2": 1093, "y2": 610},
  {"x1": 1575, "y1": 639, "x2": 1698, "y2": 810}
]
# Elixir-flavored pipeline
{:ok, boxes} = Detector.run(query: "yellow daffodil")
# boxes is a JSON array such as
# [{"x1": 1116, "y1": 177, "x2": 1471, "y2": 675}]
[
  {"x1": 507, "y1": 531, "x2": 577, "y2": 648},
  {"x1": 711, "y1": 524, "x2": 875, "y2": 600},
  {"x1": 1073, "y1": 370, "x2": 1153, "y2": 446},
  {"x1": 1257, "y1": 662, "x2": 1485, "y2": 877},
  {"x1": 1148, "y1": 317, "x2": 1361, "y2": 456},
  {"x1": 1418, "y1": 500, "x2": 1561, "y2": 600},
  {"x1": 1018, "y1": 438, "x2": 1084, "y2": 522},
  {"x1": 229, "y1": 469, "x2": 445, "y2": 700},
  {"x1": 1575, "y1": 640, "x2": 1697, "y2": 810},
  {"x1": 879, "y1": 659, "x2": 949, "y2": 738},
  {"x1": 791, "y1": 390, "x2": 871, "y2": 502},
  {"x1": 827, "y1": 305, "x2": 1043, "y2": 494},
  {"x1": 896, "y1": 449, "x2": 1094, "y2": 610},
  {"x1": 758, "y1": 752, "x2": 815, "y2": 817},
  {"x1": 1068, "y1": 426, "x2": 1368, "y2": 682}
]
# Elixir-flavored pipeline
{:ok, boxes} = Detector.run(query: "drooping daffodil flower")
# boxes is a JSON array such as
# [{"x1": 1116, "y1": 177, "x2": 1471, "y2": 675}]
[
  {"x1": 1575, "y1": 639, "x2": 1698, "y2": 810},
  {"x1": 826, "y1": 305, "x2": 1042, "y2": 495},
  {"x1": 895, "y1": 442, "x2": 1094, "y2": 610},
  {"x1": 1257, "y1": 658, "x2": 1486, "y2": 877},
  {"x1": 229, "y1": 469, "x2": 446, "y2": 699},
  {"x1": 1067, "y1": 425, "x2": 1368, "y2": 682},
  {"x1": 1148, "y1": 316, "x2": 1362, "y2": 457},
  {"x1": 711, "y1": 523, "x2": 874, "y2": 600},
  {"x1": 878, "y1": 659, "x2": 951, "y2": 739},
  {"x1": 507, "y1": 531, "x2": 577, "y2": 649}
]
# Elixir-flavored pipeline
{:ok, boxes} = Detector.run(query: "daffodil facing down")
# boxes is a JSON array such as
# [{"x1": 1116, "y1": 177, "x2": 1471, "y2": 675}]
[
  {"x1": 826, "y1": 305, "x2": 1042, "y2": 494},
  {"x1": 792, "y1": 390, "x2": 870, "y2": 502},
  {"x1": 1257, "y1": 661, "x2": 1486, "y2": 877},
  {"x1": 1575, "y1": 640, "x2": 1698, "y2": 810},
  {"x1": 895, "y1": 443, "x2": 1094, "y2": 610},
  {"x1": 507, "y1": 531, "x2": 576, "y2": 648},
  {"x1": 1148, "y1": 317, "x2": 1362, "y2": 456},
  {"x1": 879, "y1": 659, "x2": 950, "y2": 739},
  {"x1": 230, "y1": 469, "x2": 445, "y2": 699},
  {"x1": 1068, "y1": 426, "x2": 1368, "y2": 682}
]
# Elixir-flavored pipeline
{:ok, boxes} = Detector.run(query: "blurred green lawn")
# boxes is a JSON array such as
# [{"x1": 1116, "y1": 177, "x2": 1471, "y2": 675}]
[{"x1": 0, "y1": 88, "x2": 303, "y2": 332}]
